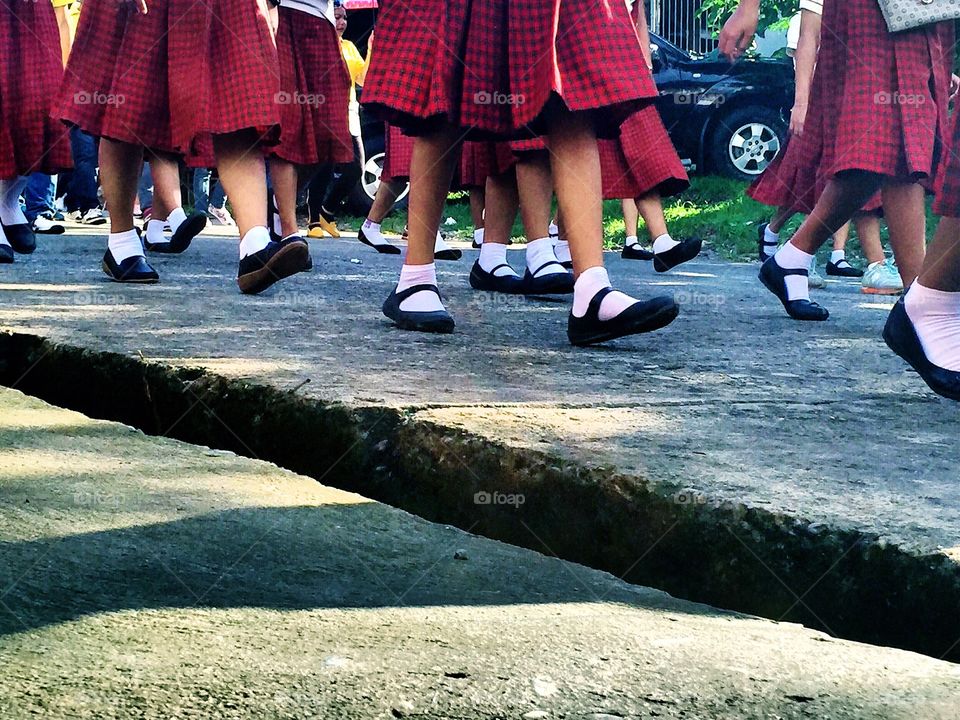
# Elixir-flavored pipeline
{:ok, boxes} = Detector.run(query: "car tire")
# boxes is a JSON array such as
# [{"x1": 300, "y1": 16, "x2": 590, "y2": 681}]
[
  {"x1": 345, "y1": 144, "x2": 410, "y2": 216},
  {"x1": 709, "y1": 105, "x2": 787, "y2": 182}
]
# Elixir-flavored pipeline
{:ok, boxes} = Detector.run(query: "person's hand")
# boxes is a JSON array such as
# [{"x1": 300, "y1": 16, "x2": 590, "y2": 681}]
[
  {"x1": 951, "y1": 74, "x2": 960, "y2": 102},
  {"x1": 789, "y1": 101, "x2": 808, "y2": 136},
  {"x1": 719, "y1": 1, "x2": 759, "y2": 61},
  {"x1": 120, "y1": 0, "x2": 148, "y2": 14}
]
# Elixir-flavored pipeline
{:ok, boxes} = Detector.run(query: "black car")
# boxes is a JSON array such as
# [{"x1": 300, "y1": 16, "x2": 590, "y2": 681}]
[{"x1": 343, "y1": 8, "x2": 794, "y2": 213}]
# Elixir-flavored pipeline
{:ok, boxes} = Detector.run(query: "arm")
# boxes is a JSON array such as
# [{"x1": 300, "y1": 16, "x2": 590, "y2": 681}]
[
  {"x1": 634, "y1": 3, "x2": 653, "y2": 71},
  {"x1": 718, "y1": 0, "x2": 759, "y2": 61},
  {"x1": 789, "y1": 9, "x2": 821, "y2": 136},
  {"x1": 53, "y1": 4, "x2": 74, "y2": 68}
]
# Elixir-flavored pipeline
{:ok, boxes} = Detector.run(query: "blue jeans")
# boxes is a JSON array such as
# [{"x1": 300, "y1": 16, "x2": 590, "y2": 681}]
[
  {"x1": 65, "y1": 128, "x2": 99, "y2": 213},
  {"x1": 138, "y1": 163, "x2": 153, "y2": 211},
  {"x1": 24, "y1": 174, "x2": 56, "y2": 222},
  {"x1": 192, "y1": 169, "x2": 226, "y2": 214}
]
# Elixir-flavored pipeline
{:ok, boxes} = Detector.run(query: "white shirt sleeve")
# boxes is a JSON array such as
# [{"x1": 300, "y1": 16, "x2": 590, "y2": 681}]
[{"x1": 798, "y1": 0, "x2": 823, "y2": 16}]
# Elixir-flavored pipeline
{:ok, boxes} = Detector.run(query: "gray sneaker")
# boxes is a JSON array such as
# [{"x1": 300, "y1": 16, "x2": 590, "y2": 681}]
[
  {"x1": 861, "y1": 257, "x2": 903, "y2": 295},
  {"x1": 808, "y1": 260, "x2": 826, "y2": 289}
]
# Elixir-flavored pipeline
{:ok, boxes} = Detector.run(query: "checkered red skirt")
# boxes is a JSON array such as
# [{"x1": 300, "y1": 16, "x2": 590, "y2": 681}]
[
  {"x1": 809, "y1": 0, "x2": 953, "y2": 182},
  {"x1": 362, "y1": 0, "x2": 656, "y2": 139},
  {"x1": 599, "y1": 107, "x2": 688, "y2": 200},
  {"x1": 0, "y1": 0, "x2": 72, "y2": 177},
  {"x1": 382, "y1": 123, "x2": 414, "y2": 182},
  {"x1": 271, "y1": 9, "x2": 353, "y2": 166},
  {"x1": 459, "y1": 138, "x2": 549, "y2": 188},
  {"x1": 933, "y1": 112, "x2": 960, "y2": 217}
]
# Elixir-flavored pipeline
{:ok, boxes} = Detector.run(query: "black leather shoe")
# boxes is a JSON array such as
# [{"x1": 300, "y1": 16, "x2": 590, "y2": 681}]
[
  {"x1": 0, "y1": 245, "x2": 14, "y2": 264},
  {"x1": 382, "y1": 284, "x2": 455, "y2": 333},
  {"x1": 101, "y1": 251, "x2": 159, "y2": 283},
  {"x1": 523, "y1": 261, "x2": 574, "y2": 295},
  {"x1": 145, "y1": 211, "x2": 207, "y2": 254},
  {"x1": 758, "y1": 256, "x2": 829, "y2": 321},
  {"x1": 825, "y1": 259, "x2": 864, "y2": 278},
  {"x1": 622, "y1": 243, "x2": 654, "y2": 261},
  {"x1": 568, "y1": 289, "x2": 679, "y2": 346},
  {"x1": 653, "y1": 238, "x2": 702, "y2": 273},
  {"x1": 757, "y1": 222, "x2": 777, "y2": 262},
  {"x1": 1, "y1": 223, "x2": 36, "y2": 254},
  {"x1": 883, "y1": 297, "x2": 960, "y2": 401},
  {"x1": 469, "y1": 261, "x2": 526, "y2": 294},
  {"x1": 435, "y1": 246, "x2": 463, "y2": 261},
  {"x1": 237, "y1": 238, "x2": 310, "y2": 294},
  {"x1": 358, "y1": 227, "x2": 401, "y2": 255}
]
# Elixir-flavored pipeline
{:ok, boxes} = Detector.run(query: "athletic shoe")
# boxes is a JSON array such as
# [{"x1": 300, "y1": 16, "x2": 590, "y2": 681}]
[
  {"x1": 808, "y1": 263, "x2": 826, "y2": 289},
  {"x1": 32, "y1": 214, "x2": 65, "y2": 235},
  {"x1": 861, "y1": 258, "x2": 903, "y2": 295},
  {"x1": 207, "y1": 205, "x2": 235, "y2": 226},
  {"x1": 81, "y1": 208, "x2": 108, "y2": 225}
]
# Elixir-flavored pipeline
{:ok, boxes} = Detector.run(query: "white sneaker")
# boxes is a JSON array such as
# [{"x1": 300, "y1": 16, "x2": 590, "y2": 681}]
[
  {"x1": 207, "y1": 205, "x2": 235, "y2": 226},
  {"x1": 32, "y1": 215, "x2": 65, "y2": 235},
  {"x1": 80, "y1": 208, "x2": 108, "y2": 225},
  {"x1": 808, "y1": 261, "x2": 826, "y2": 289},
  {"x1": 861, "y1": 258, "x2": 904, "y2": 295}
]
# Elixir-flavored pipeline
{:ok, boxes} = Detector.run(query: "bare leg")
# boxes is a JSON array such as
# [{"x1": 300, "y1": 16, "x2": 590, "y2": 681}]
[
  {"x1": 789, "y1": 171, "x2": 884, "y2": 255},
  {"x1": 368, "y1": 178, "x2": 406, "y2": 223},
  {"x1": 99, "y1": 138, "x2": 142, "y2": 234},
  {"x1": 469, "y1": 187, "x2": 485, "y2": 229},
  {"x1": 405, "y1": 124, "x2": 461, "y2": 266},
  {"x1": 918, "y1": 217, "x2": 960, "y2": 291},
  {"x1": 515, "y1": 153, "x2": 553, "y2": 241},
  {"x1": 832, "y1": 221, "x2": 850, "y2": 252},
  {"x1": 213, "y1": 130, "x2": 268, "y2": 239},
  {"x1": 768, "y1": 206, "x2": 795, "y2": 234},
  {"x1": 881, "y1": 180, "x2": 926, "y2": 286},
  {"x1": 635, "y1": 191, "x2": 668, "y2": 241},
  {"x1": 147, "y1": 152, "x2": 183, "y2": 221},
  {"x1": 622, "y1": 198, "x2": 639, "y2": 239},
  {"x1": 483, "y1": 170, "x2": 519, "y2": 246},
  {"x1": 854, "y1": 213, "x2": 885, "y2": 266},
  {"x1": 268, "y1": 156, "x2": 300, "y2": 238}
]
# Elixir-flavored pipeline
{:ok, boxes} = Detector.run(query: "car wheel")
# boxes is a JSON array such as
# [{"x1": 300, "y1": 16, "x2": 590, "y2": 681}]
[
  {"x1": 709, "y1": 106, "x2": 786, "y2": 182},
  {"x1": 345, "y1": 149, "x2": 410, "y2": 216}
]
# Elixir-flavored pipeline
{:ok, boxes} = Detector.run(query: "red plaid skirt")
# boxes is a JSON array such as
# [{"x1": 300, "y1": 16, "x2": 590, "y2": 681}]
[
  {"x1": 933, "y1": 112, "x2": 960, "y2": 217},
  {"x1": 55, "y1": 0, "x2": 178, "y2": 152},
  {"x1": 459, "y1": 138, "x2": 549, "y2": 187},
  {"x1": 270, "y1": 9, "x2": 352, "y2": 166},
  {"x1": 167, "y1": 0, "x2": 281, "y2": 155},
  {"x1": 0, "y1": 0, "x2": 72, "y2": 177},
  {"x1": 363, "y1": 0, "x2": 656, "y2": 139},
  {"x1": 809, "y1": 0, "x2": 953, "y2": 182},
  {"x1": 599, "y1": 107, "x2": 688, "y2": 200},
  {"x1": 382, "y1": 123, "x2": 414, "y2": 182}
]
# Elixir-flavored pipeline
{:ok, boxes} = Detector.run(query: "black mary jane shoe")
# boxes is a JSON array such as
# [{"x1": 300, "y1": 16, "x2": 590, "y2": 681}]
[
  {"x1": 560, "y1": 260, "x2": 573, "y2": 270},
  {"x1": 653, "y1": 237, "x2": 702, "y2": 273},
  {"x1": 358, "y1": 227, "x2": 402, "y2": 255},
  {"x1": 622, "y1": 243, "x2": 655, "y2": 261},
  {"x1": 469, "y1": 261, "x2": 526, "y2": 294},
  {"x1": 382, "y1": 284, "x2": 455, "y2": 333},
  {"x1": 522, "y1": 261, "x2": 574, "y2": 295},
  {"x1": 883, "y1": 298, "x2": 960, "y2": 401},
  {"x1": 758, "y1": 256, "x2": 829, "y2": 321},
  {"x1": 0, "y1": 245, "x2": 14, "y2": 264},
  {"x1": 435, "y1": 246, "x2": 463, "y2": 262},
  {"x1": 237, "y1": 238, "x2": 311, "y2": 295},
  {"x1": 568, "y1": 288, "x2": 679, "y2": 347},
  {"x1": 1, "y1": 223, "x2": 37, "y2": 254},
  {"x1": 145, "y1": 211, "x2": 207, "y2": 254},
  {"x1": 825, "y1": 260, "x2": 864, "y2": 278},
  {"x1": 101, "y1": 251, "x2": 159, "y2": 283},
  {"x1": 757, "y1": 222, "x2": 777, "y2": 262}
]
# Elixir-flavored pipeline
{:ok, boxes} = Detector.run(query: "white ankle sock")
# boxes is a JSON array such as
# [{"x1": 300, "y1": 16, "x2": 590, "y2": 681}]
[
  {"x1": 146, "y1": 218, "x2": 170, "y2": 246},
  {"x1": 0, "y1": 176, "x2": 28, "y2": 225},
  {"x1": 474, "y1": 228, "x2": 484, "y2": 246},
  {"x1": 239, "y1": 226, "x2": 272, "y2": 259},
  {"x1": 652, "y1": 233, "x2": 679, "y2": 255},
  {"x1": 625, "y1": 235, "x2": 640, "y2": 247},
  {"x1": 905, "y1": 282, "x2": 960, "y2": 371},
  {"x1": 554, "y1": 239, "x2": 571, "y2": 264},
  {"x1": 763, "y1": 225, "x2": 779, "y2": 258},
  {"x1": 549, "y1": 221, "x2": 559, "y2": 239},
  {"x1": 108, "y1": 229, "x2": 143, "y2": 263},
  {"x1": 434, "y1": 231, "x2": 452, "y2": 252},
  {"x1": 526, "y1": 237, "x2": 565, "y2": 277},
  {"x1": 362, "y1": 219, "x2": 391, "y2": 247},
  {"x1": 572, "y1": 266, "x2": 637, "y2": 321},
  {"x1": 478, "y1": 242, "x2": 517, "y2": 277},
  {"x1": 270, "y1": 194, "x2": 282, "y2": 238},
  {"x1": 167, "y1": 207, "x2": 187, "y2": 233},
  {"x1": 774, "y1": 242, "x2": 814, "y2": 301},
  {"x1": 0, "y1": 224, "x2": 10, "y2": 248},
  {"x1": 396, "y1": 263, "x2": 445, "y2": 312}
]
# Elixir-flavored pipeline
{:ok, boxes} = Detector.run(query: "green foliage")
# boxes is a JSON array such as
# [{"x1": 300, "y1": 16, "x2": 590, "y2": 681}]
[{"x1": 698, "y1": 0, "x2": 796, "y2": 38}]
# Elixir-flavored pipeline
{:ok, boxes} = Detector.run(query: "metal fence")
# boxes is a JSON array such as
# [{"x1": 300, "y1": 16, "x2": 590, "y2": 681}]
[{"x1": 649, "y1": 0, "x2": 718, "y2": 55}]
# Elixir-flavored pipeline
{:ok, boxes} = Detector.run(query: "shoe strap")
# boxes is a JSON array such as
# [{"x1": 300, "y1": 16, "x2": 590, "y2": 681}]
[
  {"x1": 585, "y1": 287, "x2": 614, "y2": 320},
  {"x1": 395, "y1": 283, "x2": 441, "y2": 303},
  {"x1": 531, "y1": 260, "x2": 566, "y2": 277},
  {"x1": 780, "y1": 267, "x2": 809, "y2": 277},
  {"x1": 761, "y1": 239, "x2": 778, "y2": 247}
]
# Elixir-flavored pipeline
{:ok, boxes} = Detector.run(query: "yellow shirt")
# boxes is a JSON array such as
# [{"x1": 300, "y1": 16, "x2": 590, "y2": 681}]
[{"x1": 341, "y1": 39, "x2": 369, "y2": 136}]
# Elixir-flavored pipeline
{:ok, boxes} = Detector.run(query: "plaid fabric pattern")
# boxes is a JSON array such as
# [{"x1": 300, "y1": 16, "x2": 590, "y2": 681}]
[
  {"x1": 382, "y1": 123, "x2": 414, "y2": 182},
  {"x1": 747, "y1": 132, "x2": 822, "y2": 213},
  {"x1": 363, "y1": 0, "x2": 656, "y2": 139},
  {"x1": 933, "y1": 112, "x2": 960, "y2": 217},
  {"x1": 55, "y1": 0, "x2": 178, "y2": 152},
  {"x1": 459, "y1": 141, "x2": 499, "y2": 189},
  {"x1": 1, "y1": 0, "x2": 72, "y2": 177},
  {"x1": 811, "y1": 0, "x2": 953, "y2": 181},
  {"x1": 271, "y1": 9, "x2": 353, "y2": 166},
  {"x1": 168, "y1": 0, "x2": 282, "y2": 155},
  {"x1": 599, "y1": 107, "x2": 688, "y2": 200}
]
